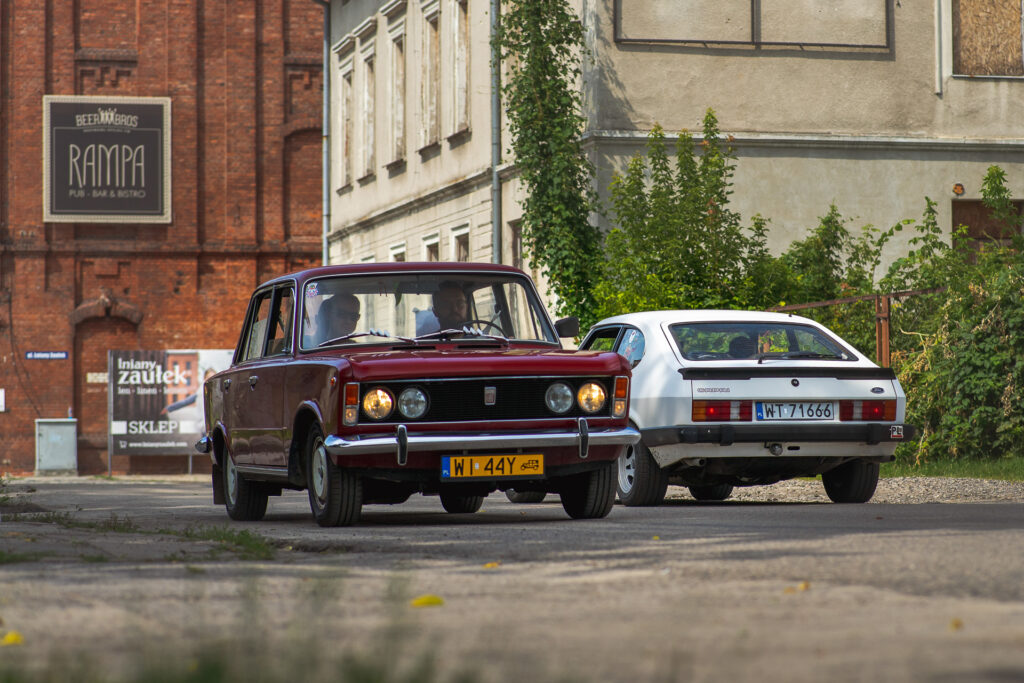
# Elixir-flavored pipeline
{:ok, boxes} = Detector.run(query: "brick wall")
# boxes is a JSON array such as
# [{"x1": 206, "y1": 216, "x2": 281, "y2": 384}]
[{"x1": 0, "y1": 0, "x2": 323, "y2": 475}]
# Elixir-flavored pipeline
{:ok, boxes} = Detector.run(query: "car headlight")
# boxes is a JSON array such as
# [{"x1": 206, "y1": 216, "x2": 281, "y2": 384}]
[
  {"x1": 577, "y1": 382, "x2": 606, "y2": 414},
  {"x1": 362, "y1": 387, "x2": 394, "y2": 420},
  {"x1": 545, "y1": 382, "x2": 574, "y2": 414},
  {"x1": 397, "y1": 387, "x2": 428, "y2": 419}
]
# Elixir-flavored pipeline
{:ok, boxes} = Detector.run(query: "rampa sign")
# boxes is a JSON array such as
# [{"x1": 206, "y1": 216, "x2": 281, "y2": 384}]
[{"x1": 43, "y1": 95, "x2": 172, "y2": 223}]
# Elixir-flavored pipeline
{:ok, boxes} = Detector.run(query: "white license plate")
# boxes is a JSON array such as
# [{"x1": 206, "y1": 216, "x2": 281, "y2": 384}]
[{"x1": 756, "y1": 402, "x2": 835, "y2": 421}]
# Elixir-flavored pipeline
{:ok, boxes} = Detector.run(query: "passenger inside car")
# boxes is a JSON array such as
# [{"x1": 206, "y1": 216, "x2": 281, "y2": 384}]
[{"x1": 727, "y1": 335, "x2": 756, "y2": 359}]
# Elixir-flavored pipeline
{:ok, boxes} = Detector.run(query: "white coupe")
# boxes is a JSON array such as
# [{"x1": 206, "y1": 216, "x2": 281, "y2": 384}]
[{"x1": 578, "y1": 310, "x2": 916, "y2": 505}]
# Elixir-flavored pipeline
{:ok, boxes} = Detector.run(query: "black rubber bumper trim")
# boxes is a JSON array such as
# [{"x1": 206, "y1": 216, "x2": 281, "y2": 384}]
[
  {"x1": 680, "y1": 367, "x2": 898, "y2": 380},
  {"x1": 642, "y1": 423, "x2": 917, "y2": 447}
]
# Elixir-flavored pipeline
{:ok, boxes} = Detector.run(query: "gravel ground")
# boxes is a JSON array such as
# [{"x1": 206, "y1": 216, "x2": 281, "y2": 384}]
[{"x1": 662, "y1": 476, "x2": 1024, "y2": 504}]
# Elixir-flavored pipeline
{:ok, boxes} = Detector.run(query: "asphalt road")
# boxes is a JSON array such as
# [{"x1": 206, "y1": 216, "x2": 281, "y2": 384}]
[{"x1": 2, "y1": 477, "x2": 1023, "y2": 682}]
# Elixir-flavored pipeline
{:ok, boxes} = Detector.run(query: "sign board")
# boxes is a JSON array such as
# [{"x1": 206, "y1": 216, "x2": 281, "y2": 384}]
[
  {"x1": 25, "y1": 351, "x2": 69, "y2": 360},
  {"x1": 43, "y1": 95, "x2": 172, "y2": 223},
  {"x1": 107, "y1": 349, "x2": 232, "y2": 456}
]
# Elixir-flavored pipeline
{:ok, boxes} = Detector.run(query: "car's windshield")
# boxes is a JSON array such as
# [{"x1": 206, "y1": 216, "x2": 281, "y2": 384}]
[
  {"x1": 669, "y1": 322, "x2": 854, "y2": 361},
  {"x1": 299, "y1": 272, "x2": 558, "y2": 348}
]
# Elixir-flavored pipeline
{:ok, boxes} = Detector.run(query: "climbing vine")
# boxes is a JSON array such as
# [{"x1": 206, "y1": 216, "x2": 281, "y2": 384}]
[{"x1": 494, "y1": 0, "x2": 600, "y2": 321}]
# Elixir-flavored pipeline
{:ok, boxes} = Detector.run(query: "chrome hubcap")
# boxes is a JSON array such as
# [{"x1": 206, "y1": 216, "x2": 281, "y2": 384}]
[
  {"x1": 311, "y1": 438, "x2": 328, "y2": 506},
  {"x1": 226, "y1": 456, "x2": 238, "y2": 505},
  {"x1": 617, "y1": 446, "x2": 635, "y2": 494}
]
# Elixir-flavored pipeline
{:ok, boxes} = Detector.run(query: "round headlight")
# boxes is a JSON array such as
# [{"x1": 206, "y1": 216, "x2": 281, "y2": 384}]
[
  {"x1": 577, "y1": 382, "x2": 607, "y2": 414},
  {"x1": 362, "y1": 387, "x2": 394, "y2": 420},
  {"x1": 397, "y1": 387, "x2": 428, "y2": 419},
  {"x1": 545, "y1": 382, "x2": 574, "y2": 414}
]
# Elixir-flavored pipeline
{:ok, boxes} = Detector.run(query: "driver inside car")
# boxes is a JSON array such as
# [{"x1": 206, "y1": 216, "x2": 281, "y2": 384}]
[
  {"x1": 417, "y1": 281, "x2": 469, "y2": 335},
  {"x1": 309, "y1": 292, "x2": 361, "y2": 345}
]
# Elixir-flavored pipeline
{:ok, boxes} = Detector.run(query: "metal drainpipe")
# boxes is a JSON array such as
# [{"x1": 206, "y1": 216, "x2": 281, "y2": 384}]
[
  {"x1": 490, "y1": 0, "x2": 502, "y2": 264},
  {"x1": 314, "y1": 0, "x2": 331, "y2": 265}
]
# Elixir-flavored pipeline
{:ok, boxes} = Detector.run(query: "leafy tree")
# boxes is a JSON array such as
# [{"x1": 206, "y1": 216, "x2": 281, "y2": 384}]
[
  {"x1": 592, "y1": 112, "x2": 786, "y2": 323},
  {"x1": 494, "y1": 0, "x2": 600, "y2": 321}
]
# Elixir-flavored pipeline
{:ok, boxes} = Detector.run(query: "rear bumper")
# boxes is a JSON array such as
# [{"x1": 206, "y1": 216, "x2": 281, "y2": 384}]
[{"x1": 643, "y1": 422, "x2": 916, "y2": 447}]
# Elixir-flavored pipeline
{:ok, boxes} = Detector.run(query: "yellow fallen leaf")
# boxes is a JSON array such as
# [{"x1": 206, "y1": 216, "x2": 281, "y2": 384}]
[
  {"x1": 783, "y1": 587, "x2": 797, "y2": 595},
  {"x1": 410, "y1": 594, "x2": 445, "y2": 608},
  {"x1": 483, "y1": 562, "x2": 500, "y2": 569},
  {"x1": 652, "y1": 535, "x2": 660, "y2": 541},
  {"x1": 949, "y1": 618, "x2": 964, "y2": 632},
  {"x1": 798, "y1": 581, "x2": 811, "y2": 591},
  {"x1": 1, "y1": 631, "x2": 24, "y2": 647}
]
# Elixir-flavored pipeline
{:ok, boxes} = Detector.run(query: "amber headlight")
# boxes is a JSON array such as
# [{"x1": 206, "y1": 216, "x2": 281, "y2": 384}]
[
  {"x1": 397, "y1": 387, "x2": 428, "y2": 419},
  {"x1": 362, "y1": 387, "x2": 394, "y2": 420},
  {"x1": 577, "y1": 382, "x2": 606, "y2": 414},
  {"x1": 545, "y1": 382, "x2": 574, "y2": 414}
]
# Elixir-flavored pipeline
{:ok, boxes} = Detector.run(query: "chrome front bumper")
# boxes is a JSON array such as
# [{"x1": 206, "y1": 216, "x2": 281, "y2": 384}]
[{"x1": 324, "y1": 419, "x2": 639, "y2": 464}]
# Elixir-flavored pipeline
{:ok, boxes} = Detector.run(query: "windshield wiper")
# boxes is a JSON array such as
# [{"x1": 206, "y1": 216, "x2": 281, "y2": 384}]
[
  {"x1": 413, "y1": 326, "x2": 509, "y2": 344},
  {"x1": 757, "y1": 351, "x2": 843, "y2": 364},
  {"x1": 317, "y1": 328, "x2": 413, "y2": 347}
]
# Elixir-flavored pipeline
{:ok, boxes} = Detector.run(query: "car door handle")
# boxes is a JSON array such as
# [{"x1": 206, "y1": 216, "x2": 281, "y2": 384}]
[
  {"x1": 248, "y1": 375, "x2": 259, "y2": 388},
  {"x1": 224, "y1": 379, "x2": 232, "y2": 390}
]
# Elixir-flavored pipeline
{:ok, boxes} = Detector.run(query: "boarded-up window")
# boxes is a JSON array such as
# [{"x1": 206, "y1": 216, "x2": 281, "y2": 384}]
[
  {"x1": 953, "y1": 199, "x2": 1024, "y2": 245},
  {"x1": 339, "y1": 61, "x2": 354, "y2": 187},
  {"x1": 362, "y1": 46, "x2": 376, "y2": 177},
  {"x1": 390, "y1": 30, "x2": 406, "y2": 163},
  {"x1": 953, "y1": 0, "x2": 1024, "y2": 76}
]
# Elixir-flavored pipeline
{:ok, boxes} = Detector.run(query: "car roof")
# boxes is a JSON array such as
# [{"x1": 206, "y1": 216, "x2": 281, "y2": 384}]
[
  {"x1": 255, "y1": 261, "x2": 529, "y2": 291},
  {"x1": 589, "y1": 309, "x2": 824, "y2": 330}
]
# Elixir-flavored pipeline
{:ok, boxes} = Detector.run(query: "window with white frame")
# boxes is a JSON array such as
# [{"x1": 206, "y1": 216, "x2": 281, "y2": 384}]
[
  {"x1": 389, "y1": 243, "x2": 407, "y2": 262},
  {"x1": 361, "y1": 41, "x2": 377, "y2": 178},
  {"x1": 338, "y1": 55, "x2": 354, "y2": 188},
  {"x1": 451, "y1": 0, "x2": 470, "y2": 135},
  {"x1": 451, "y1": 226, "x2": 470, "y2": 261},
  {"x1": 389, "y1": 21, "x2": 406, "y2": 164},
  {"x1": 421, "y1": 1, "x2": 441, "y2": 148},
  {"x1": 423, "y1": 233, "x2": 440, "y2": 261}
]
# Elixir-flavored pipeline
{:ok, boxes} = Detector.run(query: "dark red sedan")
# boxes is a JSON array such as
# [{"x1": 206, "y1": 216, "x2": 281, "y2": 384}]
[{"x1": 196, "y1": 262, "x2": 638, "y2": 526}]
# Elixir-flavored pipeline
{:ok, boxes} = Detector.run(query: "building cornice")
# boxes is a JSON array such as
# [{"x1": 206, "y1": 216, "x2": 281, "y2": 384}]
[
  {"x1": 580, "y1": 130, "x2": 1024, "y2": 153},
  {"x1": 330, "y1": 164, "x2": 518, "y2": 242}
]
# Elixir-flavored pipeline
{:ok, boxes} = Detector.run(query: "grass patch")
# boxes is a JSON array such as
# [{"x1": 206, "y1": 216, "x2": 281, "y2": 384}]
[
  {"x1": 0, "y1": 550, "x2": 44, "y2": 565},
  {"x1": 884, "y1": 456, "x2": 1024, "y2": 481},
  {"x1": 174, "y1": 526, "x2": 275, "y2": 561}
]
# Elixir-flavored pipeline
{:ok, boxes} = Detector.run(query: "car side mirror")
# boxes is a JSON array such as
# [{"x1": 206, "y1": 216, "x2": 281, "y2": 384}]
[{"x1": 554, "y1": 316, "x2": 580, "y2": 338}]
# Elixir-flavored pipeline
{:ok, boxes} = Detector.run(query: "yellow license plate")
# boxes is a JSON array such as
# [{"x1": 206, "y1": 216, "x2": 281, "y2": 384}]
[{"x1": 441, "y1": 454, "x2": 544, "y2": 479}]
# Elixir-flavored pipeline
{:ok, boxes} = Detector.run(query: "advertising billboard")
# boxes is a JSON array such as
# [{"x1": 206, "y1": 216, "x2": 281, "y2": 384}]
[
  {"x1": 107, "y1": 349, "x2": 232, "y2": 456},
  {"x1": 43, "y1": 95, "x2": 172, "y2": 223}
]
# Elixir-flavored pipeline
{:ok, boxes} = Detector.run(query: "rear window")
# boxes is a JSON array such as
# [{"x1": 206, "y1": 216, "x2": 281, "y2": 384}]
[{"x1": 669, "y1": 322, "x2": 855, "y2": 362}]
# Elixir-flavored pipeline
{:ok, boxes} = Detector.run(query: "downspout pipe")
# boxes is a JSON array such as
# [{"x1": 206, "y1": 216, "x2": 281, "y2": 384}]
[
  {"x1": 490, "y1": 0, "x2": 502, "y2": 264},
  {"x1": 314, "y1": 0, "x2": 331, "y2": 265}
]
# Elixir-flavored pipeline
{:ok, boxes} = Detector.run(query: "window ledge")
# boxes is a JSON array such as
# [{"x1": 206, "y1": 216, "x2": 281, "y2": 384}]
[
  {"x1": 446, "y1": 127, "x2": 471, "y2": 145},
  {"x1": 384, "y1": 157, "x2": 406, "y2": 173},
  {"x1": 417, "y1": 141, "x2": 441, "y2": 157},
  {"x1": 335, "y1": 183, "x2": 353, "y2": 196},
  {"x1": 357, "y1": 172, "x2": 376, "y2": 185}
]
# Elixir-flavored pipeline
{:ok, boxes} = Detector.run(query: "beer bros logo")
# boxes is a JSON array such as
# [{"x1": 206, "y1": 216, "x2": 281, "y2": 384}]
[{"x1": 74, "y1": 107, "x2": 140, "y2": 129}]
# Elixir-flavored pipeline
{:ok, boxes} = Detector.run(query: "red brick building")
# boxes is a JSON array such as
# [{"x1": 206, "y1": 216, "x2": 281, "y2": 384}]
[{"x1": 0, "y1": 1, "x2": 324, "y2": 474}]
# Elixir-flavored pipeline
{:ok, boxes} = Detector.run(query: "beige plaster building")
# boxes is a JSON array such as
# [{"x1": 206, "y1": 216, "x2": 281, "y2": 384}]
[{"x1": 318, "y1": 0, "x2": 1024, "y2": 283}]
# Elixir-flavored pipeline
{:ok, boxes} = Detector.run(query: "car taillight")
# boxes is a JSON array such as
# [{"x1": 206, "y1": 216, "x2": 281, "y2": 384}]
[
  {"x1": 342, "y1": 382, "x2": 360, "y2": 426},
  {"x1": 692, "y1": 400, "x2": 752, "y2": 422},
  {"x1": 612, "y1": 376, "x2": 629, "y2": 418},
  {"x1": 839, "y1": 400, "x2": 896, "y2": 421}
]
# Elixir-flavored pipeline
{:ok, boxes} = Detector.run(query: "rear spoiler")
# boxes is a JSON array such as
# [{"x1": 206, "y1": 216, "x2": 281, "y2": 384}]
[{"x1": 680, "y1": 367, "x2": 897, "y2": 381}]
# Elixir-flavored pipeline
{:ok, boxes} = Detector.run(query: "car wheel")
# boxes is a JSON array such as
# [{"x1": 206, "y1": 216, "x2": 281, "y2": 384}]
[
  {"x1": 822, "y1": 459, "x2": 880, "y2": 503},
  {"x1": 617, "y1": 440, "x2": 669, "y2": 506},
  {"x1": 688, "y1": 484, "x2": 734, "y2": 501},
  {"x1": 505, "y1": 489, "x2": 547, "y2": 504},
  {"x1": 223, "y1": 451, "x2": 269, "y2": 521},
  {"x1": 306, "y1": 426, "x2": 362, "y2": 526},
  {"x1": 559, "y1": 462, "x2": 616, "y2": 519},
  {"x1": 439, "y1": 493, "x2": 485, "y2": 513}
]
